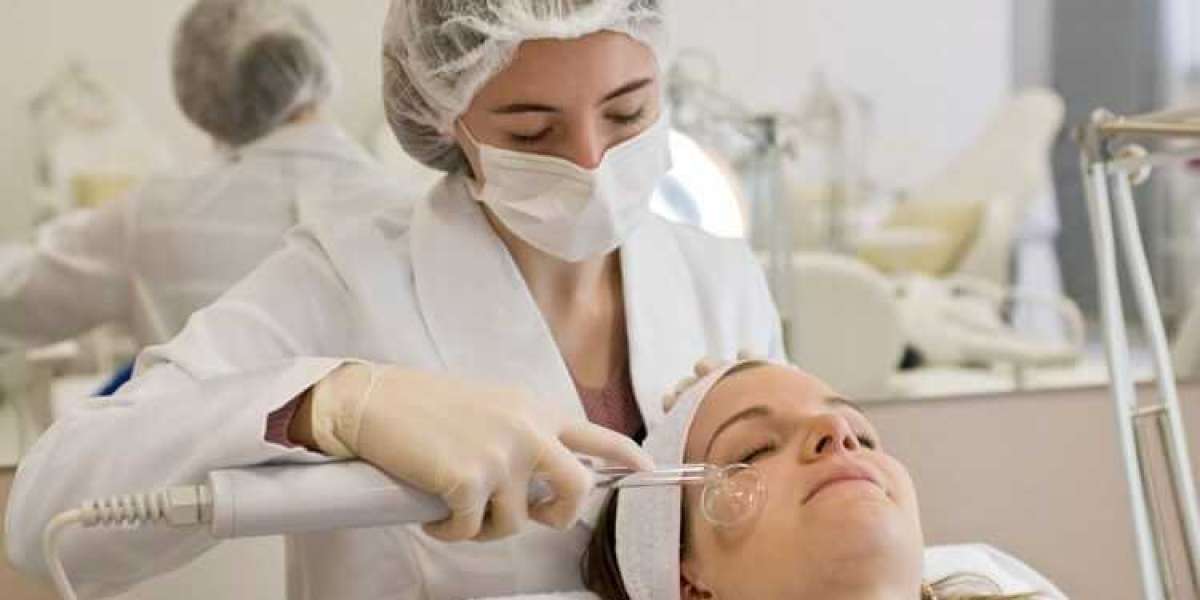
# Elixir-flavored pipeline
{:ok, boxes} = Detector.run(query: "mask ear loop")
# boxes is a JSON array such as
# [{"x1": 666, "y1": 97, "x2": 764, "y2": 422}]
[
  {"x1": 456, "y1": 118, "x2": 483, "y2": 149},
  {"x1": 453, "y1": 119, "x2": 485, "y2": 191}
]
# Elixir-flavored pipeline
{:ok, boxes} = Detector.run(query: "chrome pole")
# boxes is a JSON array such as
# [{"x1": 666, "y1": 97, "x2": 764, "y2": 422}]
[
  {"x1": 1111, "y1": 153, "x2": 1200, "y2": 599},
  {"x1": 1076, "y1": 106, "x2": 1200, "y2": 599},
  {"x1": 1079, "y1": 154, "x2": 1167, "y2": 600}
]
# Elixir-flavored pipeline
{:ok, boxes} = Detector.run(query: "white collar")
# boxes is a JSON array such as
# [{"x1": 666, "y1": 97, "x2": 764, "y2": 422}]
[
  {"x1": 235, "y1": 120, "x2": 373, "y2": 166},
  {"x1": 408, "y1": 174, "x2": 707, "y2": 427}
]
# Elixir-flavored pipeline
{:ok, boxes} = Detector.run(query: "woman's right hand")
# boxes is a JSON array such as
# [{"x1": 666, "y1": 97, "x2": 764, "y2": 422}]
[{"x1": 302, "y1": 362, "x2": 653, "y2": 542}]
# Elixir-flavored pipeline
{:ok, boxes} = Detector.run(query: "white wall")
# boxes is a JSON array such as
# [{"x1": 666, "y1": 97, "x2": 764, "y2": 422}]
[
  {"x1": 667, "y1": 0, "x2": 1013, "y2": 188},
  {"x1": 0, "y1": 0, "x2": 1011, "y2": 237},
  {"x1": 1013, "y1": 0, "x2": 1054, "y2": 87}
]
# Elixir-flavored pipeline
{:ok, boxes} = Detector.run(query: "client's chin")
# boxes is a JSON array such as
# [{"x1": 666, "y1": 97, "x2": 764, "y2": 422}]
[{"x1": 798, "y1": 492, "x2": 921, "y2": 568}]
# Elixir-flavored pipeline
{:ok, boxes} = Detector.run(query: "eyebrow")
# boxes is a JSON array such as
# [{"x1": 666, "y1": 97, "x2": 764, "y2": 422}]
[
  {"x1": 600, "y1": 77, "x2": 653, "y2": 104},
  {"x1": 491, "y1": 102, "x2": 558, "y2": 115},
  {"x1": 489, "y1": 77, "x2": 654, "y2": 115},
  {"x1": 701, "y1": 396, "x2": 868, "y2": 461},
  {"x1": 703, "y1": 405, "x2": 770, "y2": 461}
]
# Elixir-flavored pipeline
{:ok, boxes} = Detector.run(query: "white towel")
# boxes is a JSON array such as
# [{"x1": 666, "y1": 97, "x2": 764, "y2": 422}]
[{"x1": 925, "y1": 544, "x2": 1068, "y2": 598}]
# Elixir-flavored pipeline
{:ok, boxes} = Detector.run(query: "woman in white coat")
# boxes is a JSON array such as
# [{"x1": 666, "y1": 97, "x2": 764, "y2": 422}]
[
  {"x1": 0, "y1": 0, "x2": 405, "y2": 352},
  {"x1": 6, "y1": 1, "x2": 785, "y2": 598}
]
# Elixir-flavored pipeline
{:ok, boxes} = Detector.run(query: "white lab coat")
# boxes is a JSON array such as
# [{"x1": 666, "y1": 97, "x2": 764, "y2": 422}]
[
  {"x1": 5, "y1": 173, "x2": 784, "y2": 599},
  {"x1": 0, "y1": 120, "x2": 407, "y2": 350}
]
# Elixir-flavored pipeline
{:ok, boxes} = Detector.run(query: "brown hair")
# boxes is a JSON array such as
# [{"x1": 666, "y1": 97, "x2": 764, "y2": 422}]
[
  {"x1": 581, "y1": 490, "x2": 1044, "y2": 600},
  {"x1": 579, "y1": 490, "x2": 633, "y2": 600}
]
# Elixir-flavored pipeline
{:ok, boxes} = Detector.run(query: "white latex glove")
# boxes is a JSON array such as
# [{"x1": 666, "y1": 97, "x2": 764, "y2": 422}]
[{"x1": 310, "y1": 363, "x2": 653, "y2": 542}]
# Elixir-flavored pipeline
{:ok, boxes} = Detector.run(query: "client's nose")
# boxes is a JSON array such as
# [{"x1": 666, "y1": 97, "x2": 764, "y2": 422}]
[{"x1": 802, "y1": 414, "x2": 861, "y2": 462}]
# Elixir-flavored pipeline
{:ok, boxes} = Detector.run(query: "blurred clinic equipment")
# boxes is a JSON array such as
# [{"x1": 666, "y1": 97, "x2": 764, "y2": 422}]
[
  {"x1": 859, "y1": 89, "x2": 1069, "y2": 341},
  {"x1": 28, "y1": 62, "x2": 173, "y2": 221}
]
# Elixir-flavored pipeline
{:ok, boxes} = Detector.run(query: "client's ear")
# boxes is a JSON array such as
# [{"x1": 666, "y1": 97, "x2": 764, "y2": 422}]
[{"x1": 680, "y1": 559, "x2": 715, "y2": 599}]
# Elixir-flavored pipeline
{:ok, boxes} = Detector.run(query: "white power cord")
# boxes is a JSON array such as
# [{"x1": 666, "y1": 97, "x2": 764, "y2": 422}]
[
  {"x1": 37, "y1": 461, "x2": 521, "y2": 598},
  {"x1": 41, "y1": 486, "x2": 213, "y2": 600}
]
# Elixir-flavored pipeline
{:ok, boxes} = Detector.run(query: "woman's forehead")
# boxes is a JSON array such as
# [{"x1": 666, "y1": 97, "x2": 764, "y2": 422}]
[
  {"x1": 688, "y1": 366, "x2": 840, "y2": 444},
  {"x1": 711, "y1": 366, "x2": 834, "y2": 412},
  {"x1": 473, "y1": 31, "x2": 656, "y2": 106}
]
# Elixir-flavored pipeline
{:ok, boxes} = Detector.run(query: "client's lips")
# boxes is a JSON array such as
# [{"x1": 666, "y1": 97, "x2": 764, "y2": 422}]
[{"x1": 803, "y1": 464, "x2": 881, "y2": 504}]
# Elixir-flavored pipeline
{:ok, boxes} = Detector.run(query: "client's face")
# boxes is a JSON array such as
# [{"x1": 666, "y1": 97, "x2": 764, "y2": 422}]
[{"x1": 679, "y1": 365, "x2": 924, "y2": 599}]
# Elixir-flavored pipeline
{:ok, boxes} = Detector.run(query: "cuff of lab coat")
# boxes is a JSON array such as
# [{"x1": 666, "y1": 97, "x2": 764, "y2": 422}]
[
  {"x1": 250, "y1": 357, "x2": 353, "y2": 461},
  {"x1": 265, "y1": 398, "x2": 303, "y2": 448}
]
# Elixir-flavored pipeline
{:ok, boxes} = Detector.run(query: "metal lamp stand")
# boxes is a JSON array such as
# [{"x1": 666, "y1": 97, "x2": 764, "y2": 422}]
[{"x1": 1076, "y1": 107, "x2": 1200, "y2": 599}]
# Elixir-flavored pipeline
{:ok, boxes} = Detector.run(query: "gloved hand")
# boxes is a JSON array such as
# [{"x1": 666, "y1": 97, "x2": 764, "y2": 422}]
[{"x1": 309, "y1": 362, "x2": 653, "y2": 542}]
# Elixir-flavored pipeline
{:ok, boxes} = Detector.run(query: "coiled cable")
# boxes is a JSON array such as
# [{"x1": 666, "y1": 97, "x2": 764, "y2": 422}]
[{"x1": 41, "y1": 486, "x2": 212, "y2": 600}]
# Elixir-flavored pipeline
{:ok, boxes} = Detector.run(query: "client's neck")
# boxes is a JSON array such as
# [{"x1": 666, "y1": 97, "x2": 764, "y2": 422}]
[
  {"x1": 812, "y1": 553, "x2": 923, "y2": 600},
  {"x1": 813, "y1": 582, "x2": 918, "y2": 600}
]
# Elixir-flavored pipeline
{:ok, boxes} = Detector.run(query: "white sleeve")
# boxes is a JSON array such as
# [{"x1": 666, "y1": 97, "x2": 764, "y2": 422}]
[
  {"x1": 0, "y1": 201, "x2": 133, "y2": 350},
  {"x1": 3, "y1": 230, "x2": 364, "y2": 597}
]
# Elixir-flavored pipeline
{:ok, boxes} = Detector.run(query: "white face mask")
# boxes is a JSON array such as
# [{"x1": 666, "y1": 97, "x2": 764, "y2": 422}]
[{"x1": 460, "y1": 114, "x2": 672, "y2": 262}]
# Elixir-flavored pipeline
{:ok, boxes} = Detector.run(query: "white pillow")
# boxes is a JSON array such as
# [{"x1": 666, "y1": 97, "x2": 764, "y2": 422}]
[
  {"x1": 925, "y1": 544, "x2": 1067, "y2": 598},
  {"x1": 473, "y1": 545, "x2": 1066, "y2": 600}
]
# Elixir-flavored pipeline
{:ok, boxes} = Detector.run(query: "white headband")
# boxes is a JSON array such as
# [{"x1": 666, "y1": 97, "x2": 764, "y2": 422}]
[{"x1": 614, "y1": 359, "x2": 766, "y2": 600}]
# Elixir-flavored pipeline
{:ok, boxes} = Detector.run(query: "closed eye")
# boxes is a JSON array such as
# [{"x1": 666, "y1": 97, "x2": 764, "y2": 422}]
[
  {"x1": 857, "y1": 435, "x2": 877, "y2": 450},
  {"x1": 607, "y1": 108, "x2": 646, "y2": 126},
  {"x1": 509, "y1": 128, "x2": 551, "y2": 144},
  {"x1": 738, "y1": 443, "x2": 777, "y2": 464}
]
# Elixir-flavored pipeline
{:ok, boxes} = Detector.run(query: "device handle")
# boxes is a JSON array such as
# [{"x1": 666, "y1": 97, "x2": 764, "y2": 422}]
[{"x1": 207, "y1": 462, "x2": 447, "y2": 539}]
